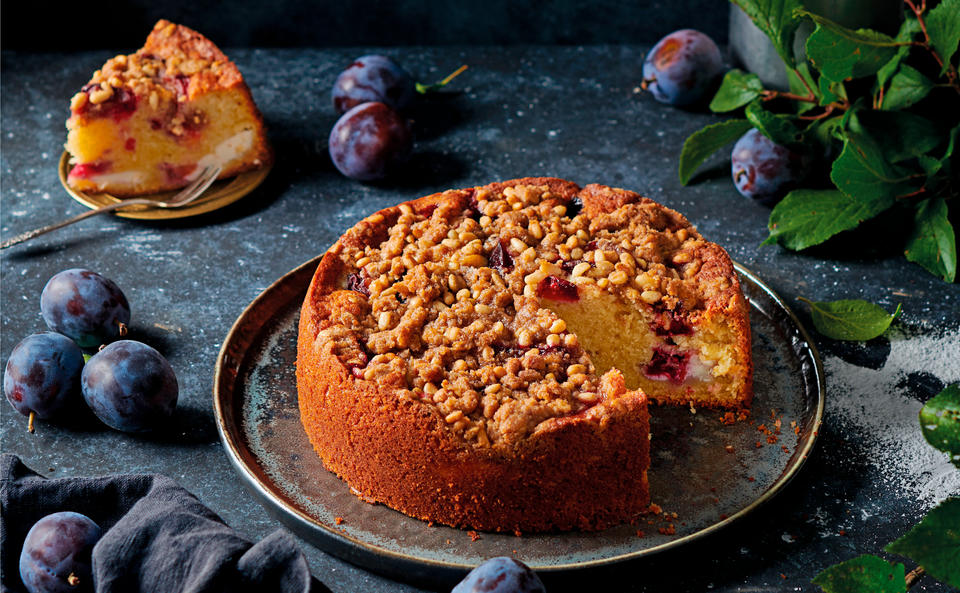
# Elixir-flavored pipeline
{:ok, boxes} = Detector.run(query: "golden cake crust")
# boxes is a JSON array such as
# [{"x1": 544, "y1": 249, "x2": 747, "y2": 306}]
[{"x1": 297, "y1": 177, "x2": 751, "y2": 532}]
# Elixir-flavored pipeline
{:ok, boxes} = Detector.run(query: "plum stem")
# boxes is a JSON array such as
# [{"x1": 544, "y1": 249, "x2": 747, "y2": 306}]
[
  {"x1": 789, "y1": 65, "x2": 818, "y2": 103},
  {"x1": 27, "y1": 411, "x2": 35, "y2": 433},
  {"x1": 905, "y1": 566, "x2": 925, "y2": 589},
  {"x1": 415, "y1": 65, "x2": 468, "y2": 94},
  {"x1": 762, "y1": 89, "x2": 816, "y2": 104},
  {"x1": 896, "y1": 187, "x2": 927, "y2": 200},
  {"x1": 903, "y1": 0, "x2": 960, "y2": 95}
]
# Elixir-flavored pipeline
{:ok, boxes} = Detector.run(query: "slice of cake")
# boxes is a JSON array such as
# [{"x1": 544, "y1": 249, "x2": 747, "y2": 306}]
[
  {"x1": 65, "y1": 20, "x2": 272, "y2": 196},
  {"x1": 534, "y1": 183, "x2": 752, "y2": 409},
  {"x1": 297, "y1": 178, "x2": 752, "y2": 533}
]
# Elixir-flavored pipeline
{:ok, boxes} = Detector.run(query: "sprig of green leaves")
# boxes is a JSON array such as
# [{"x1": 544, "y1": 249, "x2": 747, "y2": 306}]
[{"x1": 680, "y1": 0, "x2": 960, "y2": 282}]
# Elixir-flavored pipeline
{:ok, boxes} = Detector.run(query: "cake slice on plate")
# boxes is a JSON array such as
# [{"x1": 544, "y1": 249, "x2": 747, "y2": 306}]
[{"x1": 65, "y1": 20, "x2": 271, "y2": 196}]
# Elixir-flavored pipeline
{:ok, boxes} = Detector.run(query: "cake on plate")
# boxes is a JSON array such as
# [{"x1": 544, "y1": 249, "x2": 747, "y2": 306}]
[
  {"x1": 296, "y1": 178, "x2": 752, "y2": 532},
  {"x1": 65, "y1": 20, "x2": 271, "y2": 196}
]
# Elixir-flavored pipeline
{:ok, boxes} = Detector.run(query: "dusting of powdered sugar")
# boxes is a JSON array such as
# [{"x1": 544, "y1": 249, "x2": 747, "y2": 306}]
[{"x1": 826, "y1": 325, "x2": 960, "y2": 510}]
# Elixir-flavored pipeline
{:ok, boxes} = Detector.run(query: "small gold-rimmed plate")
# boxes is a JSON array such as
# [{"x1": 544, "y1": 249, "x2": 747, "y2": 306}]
[{"x1": 58, "y1": 151, "x2": 271, "y2": 220}]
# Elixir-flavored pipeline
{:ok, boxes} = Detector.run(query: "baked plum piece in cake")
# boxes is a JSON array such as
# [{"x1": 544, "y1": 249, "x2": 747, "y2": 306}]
[
  {"x1": 65, "y1": 20, "x2": 271, "y2": 196},
  {"x1": 296, "y1": 178, "x2": 751, "y2": 533}
]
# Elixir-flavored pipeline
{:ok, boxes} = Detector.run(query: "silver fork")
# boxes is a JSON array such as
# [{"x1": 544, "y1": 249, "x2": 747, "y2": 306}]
[{"x1": 1, "y1": 165, "x2": 223, "y2": 250}]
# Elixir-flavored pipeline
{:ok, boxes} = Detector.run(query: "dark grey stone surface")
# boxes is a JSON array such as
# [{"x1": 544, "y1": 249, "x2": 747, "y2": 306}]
[
  {"x1": 2, "y1": 1, "x2": 730, "y2": 50},
  {"x1": 2, "y1": 46, "x2": 958, "y2": 592}
]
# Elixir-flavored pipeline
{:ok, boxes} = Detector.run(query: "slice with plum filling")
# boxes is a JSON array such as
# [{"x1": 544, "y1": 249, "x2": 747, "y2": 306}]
[{"x1": 65, "y1": 20, "x2": 271, "y2": 196}]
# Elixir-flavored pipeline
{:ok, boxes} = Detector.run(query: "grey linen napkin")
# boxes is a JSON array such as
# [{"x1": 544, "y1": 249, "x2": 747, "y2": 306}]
[{"x1": 0, "y1": 454, "x2": 327, "y2": 593}]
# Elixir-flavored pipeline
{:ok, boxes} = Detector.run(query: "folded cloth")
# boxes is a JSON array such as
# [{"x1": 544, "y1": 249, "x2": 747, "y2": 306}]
[{"x1": 0, "y1": 455, "x2": 326, "y2": 593}]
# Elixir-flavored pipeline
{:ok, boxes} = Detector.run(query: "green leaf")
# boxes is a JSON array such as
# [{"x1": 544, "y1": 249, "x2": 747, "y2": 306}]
[
  {"x1": 831, "y1": 131, "x2": 922, "y2": 202},
  {"x1": 856, "y1": 111, "x2": 942, "y2": 164},
  {"x1": 882, "y1": 64, "x2": 935, "y2": 110},
  {"x1": 764, "y1": 189, "x2": 897, "y2": 250},
  {"x1": 788, "y1": 61, "x2": 818, "y2": 98},
  {"x1": 807, "y1": 116, "x2": 844, "y2": 154},
  {"x1": 876, "y1": 17, "x2": 922, "y2": 89},
  {"x1": 818, "y1": 76, "x2": 847, "y2": 106},
  {"x1": 906, "y1": 197, "x2": 957, "y2": 282},
  {"x1": 918, "y1": 125, "x2": 956, "y2": 176},
  {"x1": 926, "y1": 0, "x2": 960, "y2": 75},
  {"x1": 802, "y1": 14, "x2": 899, "y2": 82},
  {"x1": 919, "y1": 154, "x2": 943, "y2": 177},
  {"x1": 678, "y1": 119, "x2": 753, "y2": 185},
  {"x1": 918, "y1": 384, "x2": 960, "y2": 467},
  {"x1": 710, "y1": 70, "x2": 765, "y2": 113},
  {"x1": 745, "y1": 99, "x2": 804, "y2": 146},
  {"x1": 812, "y1": 554, "x2": 906, "y2": 593},
  {"x1": 787, "y1": 62, "x2": 820, "y2": 113},
  {"x1": 887, "y1": 497, "x2": 960, "y2": 587},
  {"x1": 732, "y1": 0, "x2": 803, "y2": 66},
  {"x1": 798, "y1": 297, "x2": 901, "y2": 341}
]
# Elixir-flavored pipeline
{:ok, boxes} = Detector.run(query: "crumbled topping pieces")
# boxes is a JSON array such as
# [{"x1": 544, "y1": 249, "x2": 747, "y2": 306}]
[
  {"x1": 324, "y1": 183, "x2": 716, "y2": 448},
  {"x1": 68, "y1": 21, "x2": 236, "y2": 118}
]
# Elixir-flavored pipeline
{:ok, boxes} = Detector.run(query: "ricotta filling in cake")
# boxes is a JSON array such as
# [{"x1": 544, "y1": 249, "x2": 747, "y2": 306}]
[{"x1": 543, "y1": 287, "x2": 744, "y2": 407}]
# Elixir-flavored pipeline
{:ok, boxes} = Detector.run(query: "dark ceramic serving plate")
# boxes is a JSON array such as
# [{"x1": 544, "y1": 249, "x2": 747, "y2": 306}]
[{"x1": 214, "y1": 256, "x2": 824, "y2": 588}]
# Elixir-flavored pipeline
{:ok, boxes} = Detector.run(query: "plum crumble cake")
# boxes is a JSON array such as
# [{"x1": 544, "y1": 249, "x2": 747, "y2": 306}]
[
  {"x1": 296, "y1": 177, "x2": 751, "y2": 532},
  {"x1": 65, "y1": 20, "x2": 271, "y2": 196}
]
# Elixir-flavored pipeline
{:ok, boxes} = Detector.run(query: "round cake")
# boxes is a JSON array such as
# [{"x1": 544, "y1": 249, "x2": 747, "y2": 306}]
[{"x1": 296, "y1": 177, "x2": 751, "y2": 532}]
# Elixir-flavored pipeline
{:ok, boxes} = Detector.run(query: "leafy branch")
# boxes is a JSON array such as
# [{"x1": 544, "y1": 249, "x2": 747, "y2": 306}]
[
  {"x1": 904, "y1": 0, "x2": 960, "y2": 92},
  {"x1": 681, "y1": 0, "x2": 960, "y2": 282}
]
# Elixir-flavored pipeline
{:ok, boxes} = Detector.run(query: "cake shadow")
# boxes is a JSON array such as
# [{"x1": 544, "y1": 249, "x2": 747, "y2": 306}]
[
  {"x1": 407, "y1": 90, "x2": 469, "y2": 142},
  {"x1": 373, "y1": 150, "x2": 470, "y2": 190}
]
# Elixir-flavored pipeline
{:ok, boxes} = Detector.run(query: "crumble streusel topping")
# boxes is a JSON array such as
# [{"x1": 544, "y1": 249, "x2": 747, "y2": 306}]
[
  {"x1": 69, "y1": 20, "x2": 238, "y2": 125},
  {"x1": 323, "y1": 182, "x2": 727, "y2": 449}
]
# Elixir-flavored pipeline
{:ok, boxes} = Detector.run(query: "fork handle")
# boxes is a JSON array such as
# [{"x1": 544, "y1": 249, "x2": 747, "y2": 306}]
[{"x1": 0, "y1": 199, "x2": 152, "y2": 250}]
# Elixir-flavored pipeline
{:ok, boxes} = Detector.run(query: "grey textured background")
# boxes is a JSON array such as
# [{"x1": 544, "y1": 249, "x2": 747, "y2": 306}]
[{"x1": 2, "y1": 39, "x2": 958, "y2": 592}]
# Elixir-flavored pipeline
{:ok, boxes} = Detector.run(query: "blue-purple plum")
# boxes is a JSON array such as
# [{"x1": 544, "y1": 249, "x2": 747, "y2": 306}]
[
  {"x1": 731, "y1": 128, "x2": 810, "y2": 204},
  {"x1": 642, "y1": 29, "x2": 723, "y2": 106},
  {"x1": 329, "y1": 101, "x2": 412, "y2": 181},
  {"x1": 4, "y1": 332, "x2": 84, "y2": 424},
  {"x1": 333, "y1": 55, "x2": 416, "y2": 114},
  {"x1": 452, "y1": 557, "x2": 546, "y2": 593},
  {"x1": 19, "y1": 511, "x2": 101, "y2": 593},
  {"x1": 40, "y1": 269, "x2": 130, "y2": 349},
  {"x1": 81, "y1": 340, "x2": 177, "y2": 433}
]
